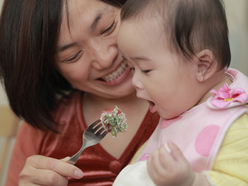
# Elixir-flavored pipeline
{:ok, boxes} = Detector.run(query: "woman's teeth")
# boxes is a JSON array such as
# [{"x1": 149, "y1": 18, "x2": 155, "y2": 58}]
[{"x1": 102, "y1": 61, "x2": 128, "y2": 82}]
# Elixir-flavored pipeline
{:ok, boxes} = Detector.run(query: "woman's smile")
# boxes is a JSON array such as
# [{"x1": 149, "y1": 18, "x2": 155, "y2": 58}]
[
  {"x1": 98, "y1": 60, "x2": 131, "y2": 86},
  {"x1": 101, "y1": 60, "x2": 128, "y2": 82}
]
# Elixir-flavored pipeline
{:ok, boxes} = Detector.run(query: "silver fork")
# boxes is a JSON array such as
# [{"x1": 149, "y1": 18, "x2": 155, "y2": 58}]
[{"x1": 67, "y1": 119, "x2": 108, "y2": 165}]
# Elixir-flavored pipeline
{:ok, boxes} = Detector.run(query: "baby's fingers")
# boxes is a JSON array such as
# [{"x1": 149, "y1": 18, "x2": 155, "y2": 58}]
[
  {"x1": 167, "y1": 140, "x2": 187, "y2": 163},
  {"x1": 147, "y1": 146, "x2": 171, "y2": 177}
]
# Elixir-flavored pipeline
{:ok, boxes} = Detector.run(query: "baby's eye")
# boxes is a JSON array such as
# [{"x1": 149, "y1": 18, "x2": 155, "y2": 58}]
[{"x1": 141, "y1": 70, "x2": 151, "y2": 73}]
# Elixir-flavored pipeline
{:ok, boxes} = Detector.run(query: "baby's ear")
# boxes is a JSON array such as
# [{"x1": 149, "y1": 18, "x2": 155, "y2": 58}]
[{"x1": 195, "y1": 49, "x2": 217, "y2": 82}]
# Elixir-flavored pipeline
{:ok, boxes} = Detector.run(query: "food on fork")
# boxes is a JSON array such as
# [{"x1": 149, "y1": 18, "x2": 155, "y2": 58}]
[{"x1": 100, "y1": 106, "x2": 128, "y2": 138}]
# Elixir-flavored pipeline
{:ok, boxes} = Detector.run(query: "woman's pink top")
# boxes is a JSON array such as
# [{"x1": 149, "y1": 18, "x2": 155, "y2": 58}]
[{"x1": 5, "y1": 91, "x2": 159, "y2": 186}]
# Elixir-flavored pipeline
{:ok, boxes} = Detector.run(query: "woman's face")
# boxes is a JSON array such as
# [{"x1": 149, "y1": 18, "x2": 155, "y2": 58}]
[{"x1": 56, "y1": 0, "x2": 134, "y2": 99}]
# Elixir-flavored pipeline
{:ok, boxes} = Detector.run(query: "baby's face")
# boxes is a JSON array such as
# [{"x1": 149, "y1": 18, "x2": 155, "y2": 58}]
[{"x1": 117, "y1": 17, "x2": 200, "y2": 119}]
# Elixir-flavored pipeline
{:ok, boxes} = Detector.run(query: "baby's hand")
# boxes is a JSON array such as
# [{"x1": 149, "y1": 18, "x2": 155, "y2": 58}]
[{"x1": 147, "y1": 141, "x2": 195, "y2": 186}]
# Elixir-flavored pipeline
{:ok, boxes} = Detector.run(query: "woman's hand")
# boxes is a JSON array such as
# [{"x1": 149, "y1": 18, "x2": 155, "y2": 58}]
[
  {"x1": 19, "y1": 155, "x2": 83, "y2": 186},
  {"x1": 147, "y1": 141, "x2": 196, "y2": 186}
]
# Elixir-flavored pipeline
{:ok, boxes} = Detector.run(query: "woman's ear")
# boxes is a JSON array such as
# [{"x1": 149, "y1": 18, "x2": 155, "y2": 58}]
[{"x1": 195, "y1": 49, "x2": 217, "y2": 82}]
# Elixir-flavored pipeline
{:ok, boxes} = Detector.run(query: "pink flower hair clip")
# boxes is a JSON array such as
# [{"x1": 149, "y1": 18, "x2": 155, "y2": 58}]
[{"x1": 208, "y1": 83, "x2": 248, "y2": 109}]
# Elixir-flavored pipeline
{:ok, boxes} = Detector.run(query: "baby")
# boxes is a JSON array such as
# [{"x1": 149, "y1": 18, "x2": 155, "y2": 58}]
[{"x1": 115, "y1": 0, "x2": 248, "y2": 185}]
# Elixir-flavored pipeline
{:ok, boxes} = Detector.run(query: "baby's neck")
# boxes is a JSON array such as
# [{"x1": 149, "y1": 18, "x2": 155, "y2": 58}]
[{"x1": 196, "y1": 73, "x2": 233, "y2": 106}]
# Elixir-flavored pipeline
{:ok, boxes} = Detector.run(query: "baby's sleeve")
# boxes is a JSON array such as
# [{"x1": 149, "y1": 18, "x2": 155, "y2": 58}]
[{"x1": 205, "y1": 113, "x2": 248, "y2": 185}]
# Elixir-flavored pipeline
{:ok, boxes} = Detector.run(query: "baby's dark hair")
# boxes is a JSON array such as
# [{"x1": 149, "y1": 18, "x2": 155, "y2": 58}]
[{"x1": 121, "y1": 0, "x2": 231, "y2": 70}]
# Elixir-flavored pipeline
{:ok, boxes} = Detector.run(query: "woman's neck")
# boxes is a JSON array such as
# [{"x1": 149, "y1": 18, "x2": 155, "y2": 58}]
[
  {"x1": 82, "y1": 92, "x2": 150, "y2": 159},
  {"x1": 82, "y1": 92, "x2": 149, "y2": 126},
  {"x1": 83, "y1": 91, "x2": 141, "y2": 107}
]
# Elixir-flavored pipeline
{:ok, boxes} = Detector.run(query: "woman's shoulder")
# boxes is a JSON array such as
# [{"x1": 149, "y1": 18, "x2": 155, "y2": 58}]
[
  {"x1": 59, "y1": 90, "x2": 82, "y2": 106},
  {"x1": 52, "y1": 91, "x2": 83, "y2": 121}
]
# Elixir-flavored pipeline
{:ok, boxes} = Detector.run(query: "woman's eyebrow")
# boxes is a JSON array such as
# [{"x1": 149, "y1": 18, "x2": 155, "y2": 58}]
[
  {"x1": 57, "y1": 11, "x2": 103, "y2": 53},
  {"x1": 90, "y1": 12, "x2": 102, "y2": 31},
  {"x1": 58, "y1": 42, "x2": 77, "y2": 52}
]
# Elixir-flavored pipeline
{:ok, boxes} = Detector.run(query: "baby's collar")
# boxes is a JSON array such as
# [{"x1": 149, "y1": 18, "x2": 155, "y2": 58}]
[{"x1": 207, "y1": 68, "x2": 248, "y2": 109}]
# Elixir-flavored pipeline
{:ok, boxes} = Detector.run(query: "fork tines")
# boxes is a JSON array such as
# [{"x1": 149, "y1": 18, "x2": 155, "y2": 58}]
[{"x1": 90, "y1": 119, "x2": 107, "y2": 135}]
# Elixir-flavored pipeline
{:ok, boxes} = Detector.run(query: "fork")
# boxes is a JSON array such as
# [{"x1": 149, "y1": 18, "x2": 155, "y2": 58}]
[{"x1": 67, "y1": 119, "x2": 108, "y2": 165}]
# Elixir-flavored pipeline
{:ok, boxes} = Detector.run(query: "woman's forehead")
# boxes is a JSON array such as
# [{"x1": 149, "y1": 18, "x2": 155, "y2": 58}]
[
  {"x1": 61, "y1": 0, "x2": 115, "y2": 28},
  {"x1": 57, "y1": 0, "x2": 118, "y2": 50}
]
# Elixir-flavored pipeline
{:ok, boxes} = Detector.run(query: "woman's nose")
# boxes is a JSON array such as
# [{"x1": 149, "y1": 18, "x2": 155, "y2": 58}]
[{"x1": 91, "y1": 42, "x2": 118, "y2": 70}]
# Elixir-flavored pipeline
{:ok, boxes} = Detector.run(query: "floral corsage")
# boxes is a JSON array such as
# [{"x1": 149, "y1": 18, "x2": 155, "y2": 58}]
[{"x1": 207, "y1": 83, "x2": 248, "y2": 109}]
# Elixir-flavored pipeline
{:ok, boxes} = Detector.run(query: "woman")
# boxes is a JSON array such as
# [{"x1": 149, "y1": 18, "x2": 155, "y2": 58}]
[{"x1": 0, "y1": 0, "x2": 159, "y2": 185}]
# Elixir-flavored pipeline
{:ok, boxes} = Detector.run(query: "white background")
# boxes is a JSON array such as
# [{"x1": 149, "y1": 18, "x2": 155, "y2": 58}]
[{"x1": 0, "y1": 0, "x2": 247, "y2": 185}]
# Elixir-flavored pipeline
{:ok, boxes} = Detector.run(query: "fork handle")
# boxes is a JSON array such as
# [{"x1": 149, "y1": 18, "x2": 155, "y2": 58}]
[{"x1": 67, "y1": 145, "x2": 87, "y2": 165}]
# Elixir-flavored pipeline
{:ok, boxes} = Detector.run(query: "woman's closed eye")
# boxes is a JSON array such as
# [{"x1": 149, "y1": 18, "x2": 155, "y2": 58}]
[
  {"x1": 63, "y1": 50, "x2": 83, "y2": 63},
  {"x1": 102, "y1": 20, "x2": 116, "y2": 35}
]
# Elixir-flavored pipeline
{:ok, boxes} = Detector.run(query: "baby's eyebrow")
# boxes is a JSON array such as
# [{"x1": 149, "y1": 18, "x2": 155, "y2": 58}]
[
  {"x1": 121, "y1": 55, "x2": 151, "y2": 62},
  {"x1": 130, "y1": 56, "x2": 151, "y2": 61}
]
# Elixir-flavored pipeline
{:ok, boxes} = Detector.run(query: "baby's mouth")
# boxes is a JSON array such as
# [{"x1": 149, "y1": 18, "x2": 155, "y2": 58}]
[
  {"x1": 100, "y1": 61, "x2": 128, "y2": 82},
  {"x1": 148, "y1": 101, "x2": 157, "y2": 113}
]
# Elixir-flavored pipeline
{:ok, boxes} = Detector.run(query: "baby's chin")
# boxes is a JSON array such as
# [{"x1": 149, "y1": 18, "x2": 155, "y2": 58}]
[
  {"x1": 148, "y1": 101, "x2": 157, "y2": 113},
  {"x1": 161, "y1": 112, "x2": 183, "y2": 120},
  {"x1": 148, "y1": 102, "x2": 180, "y2": 119}
]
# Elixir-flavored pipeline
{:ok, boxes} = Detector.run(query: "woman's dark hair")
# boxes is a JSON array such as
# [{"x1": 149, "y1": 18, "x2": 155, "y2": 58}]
[
  {"x1": 102, "y1": 0, "x2": 126, "y2": 7},
  {"x1": 0, "y1": 0, "x2": 126, "y2": 132},
  {"x1": 121, "y1": 0, "x2": 231, "y2": 70}
]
